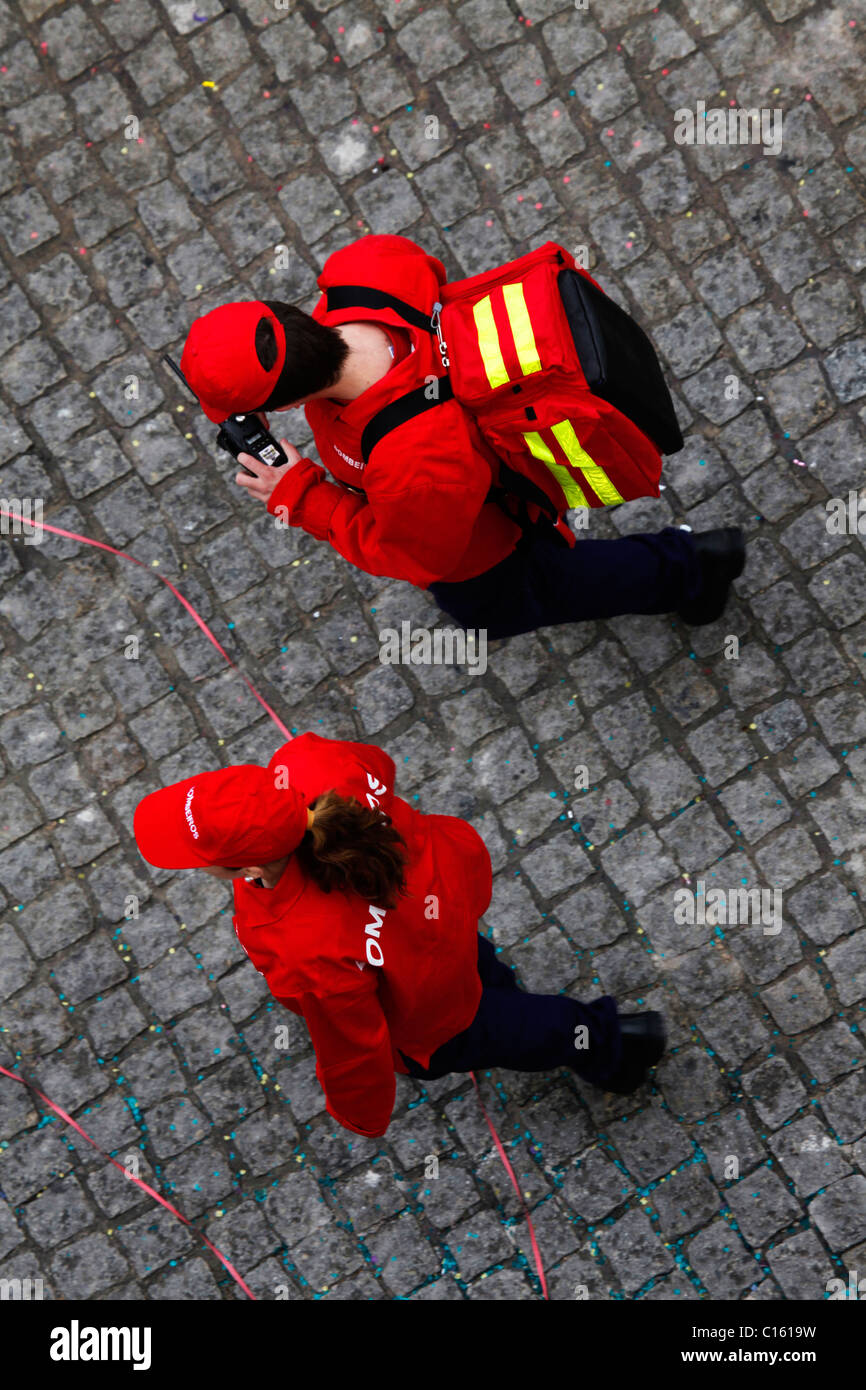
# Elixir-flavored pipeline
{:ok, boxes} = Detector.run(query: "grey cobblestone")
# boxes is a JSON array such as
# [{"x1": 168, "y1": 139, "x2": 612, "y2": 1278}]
[{"x1": 0, "y1": 0, "x2": 863, "y2": 1309}]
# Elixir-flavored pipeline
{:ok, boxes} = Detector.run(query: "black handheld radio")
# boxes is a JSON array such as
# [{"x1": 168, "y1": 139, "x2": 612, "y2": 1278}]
[{"x1": 162, "y1": 354, "x2": 289, "y2": 476}]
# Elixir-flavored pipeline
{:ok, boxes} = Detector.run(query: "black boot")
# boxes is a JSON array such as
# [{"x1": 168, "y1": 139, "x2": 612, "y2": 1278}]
[
  {"x1": 602, "y1": 1012, "x2": 667, "y2": 1095},
  {"x1": 677, "y1": 527, "x2": 745, "y2": 626}
]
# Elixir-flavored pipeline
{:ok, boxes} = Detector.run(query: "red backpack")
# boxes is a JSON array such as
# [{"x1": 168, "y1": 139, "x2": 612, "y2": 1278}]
[{"x1": 327, "y1": 242, "x2": 683, "y2": 514}]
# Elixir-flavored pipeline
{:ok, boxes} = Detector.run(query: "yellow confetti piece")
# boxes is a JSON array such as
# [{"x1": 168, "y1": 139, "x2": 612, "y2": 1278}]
[{"x1": 202, "y1": 80, "x2": 216, "y2": 88}]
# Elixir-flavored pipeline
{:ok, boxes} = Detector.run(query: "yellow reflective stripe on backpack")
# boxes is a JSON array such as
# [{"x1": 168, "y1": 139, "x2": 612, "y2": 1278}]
[
  {"x1": 472, "y1": 295, "x2": 509, "y2": 389},
  {"x1": 502, "y1": 283, "x2": 542, "y2": 377},
  {"x1": 523, "y1": 431, "x2": 589, "y2": 510},
  {"x1": 550, "y1": 419, "x2": 624, "y2": 505}
]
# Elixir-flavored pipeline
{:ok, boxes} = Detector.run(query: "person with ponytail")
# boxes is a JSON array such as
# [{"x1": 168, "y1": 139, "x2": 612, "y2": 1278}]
[{"x1": 133, "y1": 732, "x2": 665, "y2": 1138}]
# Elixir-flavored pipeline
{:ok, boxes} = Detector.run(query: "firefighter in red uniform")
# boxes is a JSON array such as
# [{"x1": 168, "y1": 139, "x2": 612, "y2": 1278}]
[
  {"x1": 133, "y1": 733, "x2": 666, "y2": 1138},
  {"x1": 178, "y1": 235, "x2": 744, "y2": 641}
]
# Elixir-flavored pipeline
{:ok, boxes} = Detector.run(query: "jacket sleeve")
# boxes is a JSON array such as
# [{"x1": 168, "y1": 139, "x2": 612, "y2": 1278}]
[
  {"x1": 266, "y1": 408, "x2": 521, "y2": 586},
  {"x1": 284, "y1": 983, "x2": 397, "y2": 1138},
  {"x1": 318, "y1": 233, "x2": 448, "y2": 291}
]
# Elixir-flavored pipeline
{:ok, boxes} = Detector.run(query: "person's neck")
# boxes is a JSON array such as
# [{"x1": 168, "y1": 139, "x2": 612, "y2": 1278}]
[{"x1": 311, "y1": 324, "x2": 390, "y2": 404}]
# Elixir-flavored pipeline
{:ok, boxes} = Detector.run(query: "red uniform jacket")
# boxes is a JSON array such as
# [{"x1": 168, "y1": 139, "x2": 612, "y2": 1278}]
[
  {"x1": 231, "y1": 733, "x2": 491, "y2": 1137},
  {"x1": 266, "y1": 234, "x2": 525, "y2": 588}
]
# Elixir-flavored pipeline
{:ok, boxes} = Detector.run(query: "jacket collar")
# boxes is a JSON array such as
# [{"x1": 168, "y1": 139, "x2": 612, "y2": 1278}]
[{"x1": 232, "y1": 855, "x2": 306, "y2": 927}]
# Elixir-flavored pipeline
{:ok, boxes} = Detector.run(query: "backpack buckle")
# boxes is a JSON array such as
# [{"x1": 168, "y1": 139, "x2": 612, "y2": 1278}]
[{"x1": 430, "y1": 301, "x2": 450, "y2": 367}]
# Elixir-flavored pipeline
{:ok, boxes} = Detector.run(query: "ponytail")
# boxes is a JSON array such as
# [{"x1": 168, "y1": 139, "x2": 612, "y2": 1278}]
[{"x1": 294, "y1": 790, "x2": 408, "y2": 910}]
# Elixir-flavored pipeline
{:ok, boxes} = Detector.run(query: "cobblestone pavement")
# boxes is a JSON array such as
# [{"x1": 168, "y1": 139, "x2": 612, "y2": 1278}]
[{"x1": 1, "y1": 0, "x2": 866, "y2": 1304}]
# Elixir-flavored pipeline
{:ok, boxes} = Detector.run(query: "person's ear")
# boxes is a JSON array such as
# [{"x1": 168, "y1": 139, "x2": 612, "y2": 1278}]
[{"x1": 242, "y1": 866, "x2": 265, "y2": 881}]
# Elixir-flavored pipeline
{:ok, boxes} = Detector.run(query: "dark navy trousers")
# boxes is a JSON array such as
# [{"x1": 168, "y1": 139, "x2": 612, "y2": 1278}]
[
  {"x1": 399, "y1": 933, "x2": 622, "y2": 1087},
  {"x1": 429, "y1": 521, "x2": 704, "y2": 640}
]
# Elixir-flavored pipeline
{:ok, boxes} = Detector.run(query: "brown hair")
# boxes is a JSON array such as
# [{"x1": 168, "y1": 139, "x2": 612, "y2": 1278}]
[
  {"x1": 294, "y1": 790, "x2": 409, "y2": 910},
  {"x1": 255, "y1": 302, "x2": 349, "y2": 407}
]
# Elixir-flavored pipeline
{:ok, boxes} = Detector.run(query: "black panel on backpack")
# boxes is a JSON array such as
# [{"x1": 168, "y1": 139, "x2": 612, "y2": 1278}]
[{"x1": 557, "y1": 269, "x2": 684, "y2": 455}]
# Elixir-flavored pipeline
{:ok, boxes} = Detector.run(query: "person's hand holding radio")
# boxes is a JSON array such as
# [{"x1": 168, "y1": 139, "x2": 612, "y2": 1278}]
[{"x1": 235, "y1": 440, "x2": 303, "y2": 505}]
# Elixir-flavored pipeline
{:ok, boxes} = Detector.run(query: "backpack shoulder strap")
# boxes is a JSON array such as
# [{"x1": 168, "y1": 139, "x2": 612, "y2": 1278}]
[
  {"x1": 326, "y1": 285, "x2": 436, "y2": 334},
  {"x1": 360, "y1": 378, "x2": 454, "y2": 463},
  {"x1": 326, "y1": 284, "x2": 451, "y2": 463}
]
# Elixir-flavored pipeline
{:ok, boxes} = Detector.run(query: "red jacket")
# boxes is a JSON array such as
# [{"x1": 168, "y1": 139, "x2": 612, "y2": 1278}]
[
  {"x1": 231, "y1": 733, "x2": 491, "y2": 1137},
  {"x1": 266, "y1": 234, "x2": 525, "y2": 588}
]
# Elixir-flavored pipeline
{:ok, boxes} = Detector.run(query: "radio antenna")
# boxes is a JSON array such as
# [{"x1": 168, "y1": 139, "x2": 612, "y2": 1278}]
[{"x1": 162, "y1": 353, "x2": 197, "y2": 400}]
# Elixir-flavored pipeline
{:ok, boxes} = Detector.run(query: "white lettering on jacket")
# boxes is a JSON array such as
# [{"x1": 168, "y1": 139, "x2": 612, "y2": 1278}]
[
  {"x1": 366, "y1": 771, "x2": 388, "y2": 810},
  {"x1": 333, "y1": 444, "x2": 364, "y2": 470},
  {"x1": 364, "y1": 904, "x2": 387, "y2": 967},
  {"x1": 184, "y1": 786, "x2": 199, "y2": 839}
]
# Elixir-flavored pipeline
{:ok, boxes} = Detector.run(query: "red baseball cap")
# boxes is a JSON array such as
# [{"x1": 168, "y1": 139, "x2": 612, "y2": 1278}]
[
  {"x1": 180, "y1": 301, "x2": 290, "y2": 423},
  {"x1": 134, "y1": 763, "x2": 309, "y2": 870}
]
